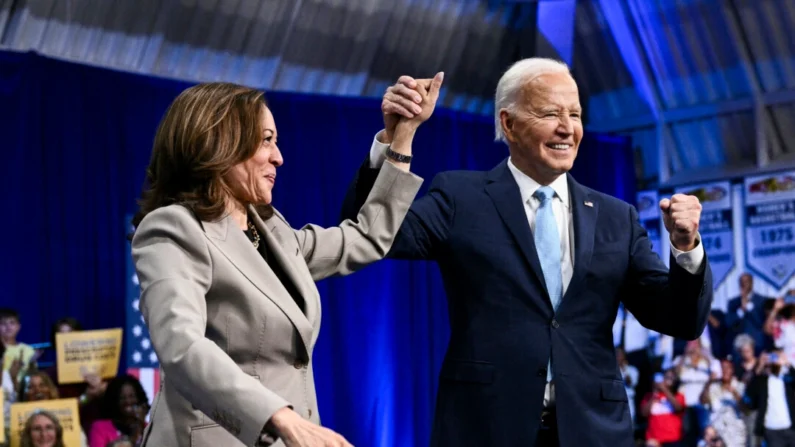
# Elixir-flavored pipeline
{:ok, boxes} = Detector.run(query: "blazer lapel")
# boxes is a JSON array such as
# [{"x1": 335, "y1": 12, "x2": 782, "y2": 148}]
[
  {"x1": 249, "y1": 208, "x2": 320, "y2": 331},
  {"x1": 563, "y1": 174, "x2": 598, "y2": 303},
  {"x1": 201, "y1": 215, "x2": 313, "y2": 353},
  {"x1": 484, "y1": 160, "x2": 548, "y2": 300}
]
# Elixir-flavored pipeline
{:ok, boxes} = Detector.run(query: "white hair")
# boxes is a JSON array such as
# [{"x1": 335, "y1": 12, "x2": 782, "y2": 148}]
[{"x1": 493, "y1": 58, "x2": 572, "y2": 143}]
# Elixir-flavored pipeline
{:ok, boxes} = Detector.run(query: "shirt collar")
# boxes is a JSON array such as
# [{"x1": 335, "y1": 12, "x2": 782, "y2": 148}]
[{"x1": 507, "y1": 158, "x2": 569, "y2": 208}]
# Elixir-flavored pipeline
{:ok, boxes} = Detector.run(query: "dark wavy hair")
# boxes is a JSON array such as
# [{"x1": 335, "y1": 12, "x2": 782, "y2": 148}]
[
  {"x1": 131, "y1": 82, "x2": 273, "y2": 231},
  {"x1": 102, "y1": 374, "x2": 150, "y2": 435}
]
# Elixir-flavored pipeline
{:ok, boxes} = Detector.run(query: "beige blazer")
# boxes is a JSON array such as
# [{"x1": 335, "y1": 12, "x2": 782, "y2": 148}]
[{"x1": 131, "y1": 161, "x2": 422, "y2": 447}]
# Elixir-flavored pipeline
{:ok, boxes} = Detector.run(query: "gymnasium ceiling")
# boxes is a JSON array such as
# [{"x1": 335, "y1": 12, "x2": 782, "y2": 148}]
[{"x1": 1, "y1": 0, "x2": 793, "y2": 186}]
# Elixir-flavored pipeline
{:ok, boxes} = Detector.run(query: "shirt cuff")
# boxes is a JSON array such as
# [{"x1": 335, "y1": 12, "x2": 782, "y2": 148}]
[
  {"x1": 670, "y1": 233, "x2": 706, "y2": 275},
  {"x1": 369, "y1": 130, "x2": 390, "y2": 168}
]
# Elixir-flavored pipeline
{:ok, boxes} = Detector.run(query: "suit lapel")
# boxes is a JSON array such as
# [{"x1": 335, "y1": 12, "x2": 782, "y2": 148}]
[
  {"x1": 249, "y1": 208, "x2": 320, "y2": 331},
  {"x1": 563, "y1": 174, "x2": 598, "y2": 303},
  {"x1": 484, "y1": 160, "x2": 548, "y2": 300},
  {"x1": 201, "y1": 214, "x2": 313, "y2": 353}
]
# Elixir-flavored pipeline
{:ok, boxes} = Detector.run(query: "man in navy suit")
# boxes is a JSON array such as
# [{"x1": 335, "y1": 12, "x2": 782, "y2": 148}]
[
  {"x1": 341, "y1": 58, "x2": 712, "y2": 446},
  {"x1": 726, "y1": 273, "x2": 772, "y2": 354}
]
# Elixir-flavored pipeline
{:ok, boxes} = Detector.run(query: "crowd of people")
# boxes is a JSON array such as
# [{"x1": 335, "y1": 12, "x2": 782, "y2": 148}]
[
  {"x1": 617, "y1": 273, "x2": 795, "y2": 447},
  {"x1": 0, "y1": 310, "x2": 149, "y2": 447}
]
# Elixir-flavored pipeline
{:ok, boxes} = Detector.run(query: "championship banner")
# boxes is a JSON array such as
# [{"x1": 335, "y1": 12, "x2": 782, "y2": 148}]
[
  {"x1": 10, "y1": 398, "x2": 81, "y2": 447},
  {"x1": 56, "y1": 328, "x2": 123, "y2": 384},
  {"x1": 675, "y1": 181, "x2": 734, "y2": 289},
  {"x1": 636, "y1": 190, "x2": 664, "y2": 260},
  {"x1": 744, "y1": 171, "x2": 795, "y2": 289}
]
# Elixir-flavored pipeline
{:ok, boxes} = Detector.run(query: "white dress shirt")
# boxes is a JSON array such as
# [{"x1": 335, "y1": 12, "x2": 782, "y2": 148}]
[
  {"x1": 765, "y1": 368, "x2": 793, "y2": 430},
  {"x1": 369, "y1": 133, "x2": 707, "y2": 406}
]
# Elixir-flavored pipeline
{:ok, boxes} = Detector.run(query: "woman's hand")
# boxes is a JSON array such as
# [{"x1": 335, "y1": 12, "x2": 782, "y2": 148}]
[
  {"x1": 381, "y1": 72, "x2": 444, "y2": 142},
  {"x1": 270, "y1": 408, "x2": 353, "y2": 447}
]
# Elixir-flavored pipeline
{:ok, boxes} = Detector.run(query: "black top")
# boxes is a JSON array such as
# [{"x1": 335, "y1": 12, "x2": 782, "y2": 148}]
[{"x1": 244, "y1": 223, "x2": 305, "y2": 313}]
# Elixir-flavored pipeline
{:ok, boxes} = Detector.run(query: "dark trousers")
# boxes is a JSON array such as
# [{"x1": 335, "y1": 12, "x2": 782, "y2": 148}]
[{"x1": 765, "y1": 428, "x2": 795, "y2": 447}]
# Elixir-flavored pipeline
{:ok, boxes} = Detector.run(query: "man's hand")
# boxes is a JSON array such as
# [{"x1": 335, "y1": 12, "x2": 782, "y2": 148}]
[
  {"x1": 381, "y1": 72, "x2": 444, "y2": 142},
  {"x1": 270, "y1": 408, "x2": 353, "y2": 447},
  {"x1": 660, "y1": 194, "x2": 702, "y2": 251}
]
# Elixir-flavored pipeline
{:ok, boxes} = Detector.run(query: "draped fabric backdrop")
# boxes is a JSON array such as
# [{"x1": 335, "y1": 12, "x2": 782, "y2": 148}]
[{"x1": 0, "y1": 51, "x2": 635, "y2": 447}]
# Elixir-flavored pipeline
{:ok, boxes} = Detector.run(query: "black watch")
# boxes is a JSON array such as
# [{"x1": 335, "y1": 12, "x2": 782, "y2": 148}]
[{"x1": 385, "y1": 146, "x2": 412, "y2": 163}]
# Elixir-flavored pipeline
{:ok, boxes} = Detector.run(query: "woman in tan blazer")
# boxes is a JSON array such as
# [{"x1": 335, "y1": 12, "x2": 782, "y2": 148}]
[{"x1": 131, "y1": 77, "x2": 443, "y2": 447}]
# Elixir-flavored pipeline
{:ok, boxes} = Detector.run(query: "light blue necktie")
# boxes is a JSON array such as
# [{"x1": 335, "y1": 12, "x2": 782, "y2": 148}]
[{"x1": 534, "y1": 186, "x2": 562, "y2": 381}]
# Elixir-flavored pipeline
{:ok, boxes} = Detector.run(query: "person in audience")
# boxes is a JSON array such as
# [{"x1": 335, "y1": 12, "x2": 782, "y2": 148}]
[
  {"x1": 744, "y1": 349, "x2": 795, "y2": 446},
  {"x1": 615, "y1": 306, "x2": 656, "y2": 425},
  {"x1": 698, "y1": 359, "x2": 746, "y2": 447},
  {"x1": 129, "y1": 80, "x2": 433, "y2": 446},
  {"x1": 732, "y1": 334, "x2": 761, "y2": 446},
  {"x1": 641, "y1": 368, "x2": 686, "y2": 447},
  {"x1": 697, "y1": 426, "x2": 726, "y2": 447},
  {"x1": 766, "y1": 299, "x2": 795, "y2": 363},
  {"x1": 617, "y1": 347, "x2": 640, "y2": 424},
  {"x1": 19, "y1": 371, "x2": 59, "y2": 402},
  {"x1": 726, "y1": 274, "x2": 771, "y2": 355},
  {"x1": 89, "y1": 375, "x2": 149, "y2": 447},
  {"x1": 42, "y1": 317, "x2": 106, "y2": 433},
  {"x1": 675, "y1": 340, "x2": 721, "y2": 446},
  {"x1": 733, "y1": 334, "x2": 758, "y2": 384},
  {"x1": 2, "y1": 340, "x2": 19, "y2": 439},
  {"x1": 706, "y1": 309, "x2": 729, "y2": 360},
  {"x1": 105, "y1": 440, "x2": 133, "y2": 447},
  {"x1": 0, "y1": 308, "x2": 37, "y2": 382},
  {"x1": 20, "y1": 410, "x2": 65, "y2": 447}
]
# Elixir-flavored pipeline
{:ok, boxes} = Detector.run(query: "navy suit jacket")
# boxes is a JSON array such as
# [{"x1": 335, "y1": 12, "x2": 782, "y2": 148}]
[
  {"x1": 341, "y1": 158, "x2": 713, "y2": 446},
  {"x1": 725, "y1": 293, "x2": 770, "y2": 353}
]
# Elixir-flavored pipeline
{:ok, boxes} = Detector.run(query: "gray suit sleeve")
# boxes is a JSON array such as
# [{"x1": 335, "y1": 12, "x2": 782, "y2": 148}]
[
  {"x1": 132, "y1": 206, "x2": 291, "y2": 446},
  {"x1": 293, "y1": 160, "x2": 423, "y2": 281}
]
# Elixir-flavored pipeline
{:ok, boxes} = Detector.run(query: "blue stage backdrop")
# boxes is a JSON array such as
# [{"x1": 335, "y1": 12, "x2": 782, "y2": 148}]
[{"x1": 0, "y1": 50, "x2": 635, "y2": 447}]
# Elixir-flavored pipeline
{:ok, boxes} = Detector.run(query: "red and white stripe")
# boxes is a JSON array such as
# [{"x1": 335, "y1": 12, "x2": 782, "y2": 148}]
[{"x1": 127, "y1": 367, "x2": 161, "y2": 406}]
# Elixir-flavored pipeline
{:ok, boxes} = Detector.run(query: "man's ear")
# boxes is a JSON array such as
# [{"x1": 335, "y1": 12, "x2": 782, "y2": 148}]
[{"x1": 499, "y1": 109, "x2": 515, "y2": 143}]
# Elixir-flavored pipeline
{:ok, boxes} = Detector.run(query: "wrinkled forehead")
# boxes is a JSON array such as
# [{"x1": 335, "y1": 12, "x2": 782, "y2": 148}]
[{"x1": 520, "y1": 73, "x2": 581, "y2": 109}]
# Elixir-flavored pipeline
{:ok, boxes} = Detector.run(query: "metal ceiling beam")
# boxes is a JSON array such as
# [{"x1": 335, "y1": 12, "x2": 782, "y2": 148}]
[{"x1": 588, "y1": 87, "x2": 795, "y2": 132}]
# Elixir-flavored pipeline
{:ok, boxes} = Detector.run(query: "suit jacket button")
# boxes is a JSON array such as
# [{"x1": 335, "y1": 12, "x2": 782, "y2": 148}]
[
  {"x1": 551, "y1": 319, "x2": 559, "y2": 329},
  {"x1": 308, "y1": 409, "x2": 313, "y2": 417},
  {"x1": 537, "y1": 368, "x2": 546, "y2": 377}
]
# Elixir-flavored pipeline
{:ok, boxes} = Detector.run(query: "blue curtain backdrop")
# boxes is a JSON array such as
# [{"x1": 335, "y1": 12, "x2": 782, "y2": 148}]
[{"x1": 0, "y1": 50, "x2": 635, "y2": 447}]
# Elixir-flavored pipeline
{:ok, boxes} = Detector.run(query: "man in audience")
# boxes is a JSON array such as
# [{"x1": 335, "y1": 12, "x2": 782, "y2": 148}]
[{"x1": 726, "y1": 274, "x2": 771, "y2": 355}]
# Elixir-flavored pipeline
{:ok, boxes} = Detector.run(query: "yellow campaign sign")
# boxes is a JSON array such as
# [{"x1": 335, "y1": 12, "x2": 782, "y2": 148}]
[
  {"x1": 56, "y1": 328, "x2": 123, "y2": 384},
  {"x1": 10, "y1": 398, "x2": 81, "y2": 447}
]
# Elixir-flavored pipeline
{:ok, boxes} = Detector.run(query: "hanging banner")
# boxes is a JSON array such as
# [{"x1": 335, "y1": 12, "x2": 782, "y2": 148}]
[
  {"x1": 675, "y1": 181, "x2": 733, "y2": 289},
  {"x1": 636, "y1": 190, "x2": 664, "y2": 260},
  {"x1": 744, "y1": 171, "x2": 795, "y2": 290}
]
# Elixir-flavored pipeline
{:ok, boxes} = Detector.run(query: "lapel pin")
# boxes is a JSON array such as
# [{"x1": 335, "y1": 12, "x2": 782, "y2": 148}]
[{"x1": 584, "y1": 201, "x2": 593, "y2": 207}]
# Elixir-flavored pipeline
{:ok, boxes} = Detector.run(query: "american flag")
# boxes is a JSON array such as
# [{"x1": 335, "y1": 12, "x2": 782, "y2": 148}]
[{"x1": 126, "y1": 218, "x2": 160, "y2": 405}]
